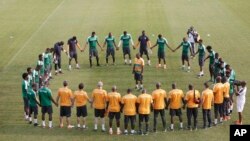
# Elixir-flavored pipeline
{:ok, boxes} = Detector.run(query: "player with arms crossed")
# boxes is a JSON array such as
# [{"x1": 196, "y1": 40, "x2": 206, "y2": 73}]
[{"x1": 132, "y1": 53, "x2": 145, "y2": 90}]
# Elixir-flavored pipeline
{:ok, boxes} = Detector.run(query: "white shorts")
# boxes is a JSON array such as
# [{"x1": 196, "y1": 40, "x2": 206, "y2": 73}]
[{"x1": 237, "y1": 103, "x2": 245, "y2": 112}]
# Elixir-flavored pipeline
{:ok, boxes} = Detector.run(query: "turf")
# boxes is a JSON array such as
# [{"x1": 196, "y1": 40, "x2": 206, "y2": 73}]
[{"x1": 0, "y1": 0, "x2": 249, "y2": 141}]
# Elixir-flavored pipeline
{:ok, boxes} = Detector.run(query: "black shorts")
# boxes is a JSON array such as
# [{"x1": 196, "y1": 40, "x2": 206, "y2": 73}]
[
  {"x1": 124, "y1": 115, "x2": 136, "y2": 124},
  {"x1": 154, "y1": 109, "x2": 165, "y2": 117},
  {"x1": 139, "y1": 114, "x2": 149, "y2": 122},
  {"x1": 140, "y1": 48, "x2": 148, "y2": 56},
  {"x1": 182, "y1": 54, "x2": 189, "y2": 61},
  {"x1": 214, "y1": 103, "x2": 223, "y2": 116},
  {"x1": 60, "y1": 106, "x2": 71, "y2": 117},
  {"x1": 158, "y1": 51, "x2": 165, "y2": 59},
  {"x1": 109, "y1": 112, "x2": 121, "y2": 120},
  {"x1": 69, "y1": 51, "x2": 77, "y2": 59},
  {"x1": 123, "y1": 47, "x2": 130, "y2": 55},
  {"x1": 94, "y1": 109, "x2": 105, "y2": 118},
  {"x1": 106, "y1": 48, "x2": 115, "y2": 57},
  {"x1": 42, "y1": 106, "x2": 53, "y2": 114},
  {"x1": 198, "y1": 56, "x2": 205, "y2": 66},
  {"x1": 169, "y1": 108, "x2": 182, "y2": 116},
  {"x1": 76, "y1": 105, "x2": 87, "y2": 117},
  {"x1": 89, "y1": 49, "x2": 98, "y2": 57},
  {"x1": 134, "y1": 72, "x2": 143, "y2": 81},
  {"x1": 23, "y1": 97, "x2": 29, "y2": 109},
  {"x1": 29, "y1": 105, "x2": 38, "y2": 115}
]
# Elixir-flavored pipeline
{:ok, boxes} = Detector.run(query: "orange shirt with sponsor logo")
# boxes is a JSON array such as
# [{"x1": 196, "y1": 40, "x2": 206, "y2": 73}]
[
  {"x1": 185, "y1": 90, "x2": 200, "y2": 108},
  {"x1": 58, "y1": 87, "x2": 73, "y2": 106},
  {"x1": 137, "y1": 93, "x2": 153, "y2": 114},
  {"x1": 152, "y1": 89, "x2": 167, "y2": 109},
  {"x1": 213, "y1": 83, "x2": 224, "y2": 104},
  {"x1": 201, "y1": 88, "x2": 214, "y2": 109},
  {"x1": 134, "y1": 58, "x2": 144, "y2": 72},
  {"x1": 107, "y1": 92, "x2": 121, "y2": 112},
  {"x1": 74, "y1": 90, "x2": 89, "y2": 107},
  {"x1": 168, "y1": 89, "x2": 184, "y2": 109},
  {"x1": 92, "y1": 88, "x2": 107, "y2": 109},
  {"x1": 121, "y1": 94, "x2": 137, "y2": 116},
  {"x1": 223, "y1": 82, "x2": 230, "y2": 98}
]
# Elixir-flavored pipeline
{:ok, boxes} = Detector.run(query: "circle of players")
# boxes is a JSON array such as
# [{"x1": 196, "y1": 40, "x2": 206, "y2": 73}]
[{"x1": 21, "y1": 26, "x2": 247, "y2": 135}]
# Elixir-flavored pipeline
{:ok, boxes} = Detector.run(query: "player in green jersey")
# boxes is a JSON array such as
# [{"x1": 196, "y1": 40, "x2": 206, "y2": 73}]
[
  {"x1": 22, "y1": 73, "x2": 29, "y2": 120},
  {"x1": 27, "y1": 67, "x2": 33, "y2": 90},
  {"x1": 37, "y1": 54, "x2": 45, "y2": 83},
  {"x1": 174, "y1": 37, "x2": 192, "y2": 72},
  {"x1": 225, "y1": 65, "x2": 236, "y2": 115},
  {"x1": 118, "y1": 31, "x2": 135, "y2": 65},
  {"x1": 103, "y1": 32, "x2": 118, "y2": 65},
  {"x1": 194, "y1": 39, "x2": 206, "y2": 77},
  {"x1": 83, "y1": 32, "x2": 103, "y2": 67},
  {"x1": 38, "y1": 81, "x2": 58, "y2": 128},
  {"x1": 150, "y1": 34, "x2": 174, "y2": 69},
  {"x1": 44, "y1": 48, "x2": 53, "y2": 80},
  {"x1": 204, "y1": 46, "x2": 216, "y2": 82},
  {"x1": 32, "y1": 65, "x2": 40, "y2": 89},
  {"x1": 28, "y1": 84, "x2": 41, "y2": 126}
]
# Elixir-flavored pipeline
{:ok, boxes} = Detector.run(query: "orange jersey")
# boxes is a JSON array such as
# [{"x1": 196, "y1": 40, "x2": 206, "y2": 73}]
[
  {"x1": 121, "y1": 94, "x2": 137, "y2": 116},
  {"x1": 213, "y1": 83, "x2": 224, "y2": 104},
  {"x1": 168, "y1": 89, "x2": 184, "y2": 109},
  {"x1": 106, "y1": 92, "x2": 121, "y2": 112},
  {"x1": 185, "y1": 90, "x2": 200, "y2": 108},
  {"x1": 134, "y1": 58, "x2": 144, "y2": 72},
  {"x1": 58, "y1": 87, "x2": 73, "y2": 106},
  {"x1": 201, "y1": 88, "x2": 214, "y2": 109},
  {"x1": 137, "y1": 93, "x2": 153, "y2": 114},
  {"x1": 151, "y1": 89, "x2": 167, "y2": 109},
  {"x1": 223, "y1": 82, "x2": 230, "y2": 98},
  {"x1": 74, "y1": 90, "x2": 89, "y2": 107},
  {"x1": 92, "y1": 88, "x2": 107, "y2": 109}
]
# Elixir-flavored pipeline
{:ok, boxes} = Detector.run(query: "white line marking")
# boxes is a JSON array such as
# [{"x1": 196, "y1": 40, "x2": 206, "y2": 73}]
[{"x1": 3, "y1": 0, "x2": 65, "y2": 71}]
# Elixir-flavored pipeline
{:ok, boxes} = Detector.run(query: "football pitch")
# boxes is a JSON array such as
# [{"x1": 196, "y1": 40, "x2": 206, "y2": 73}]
[{"x1": 0, "y1": 0, "x2": 250, "y2": 140}]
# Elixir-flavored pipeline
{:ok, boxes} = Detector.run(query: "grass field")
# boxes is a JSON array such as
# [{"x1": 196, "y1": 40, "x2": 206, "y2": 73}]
[{"x1": 0, "y1": 0, "x2": 250, "y2": 140}]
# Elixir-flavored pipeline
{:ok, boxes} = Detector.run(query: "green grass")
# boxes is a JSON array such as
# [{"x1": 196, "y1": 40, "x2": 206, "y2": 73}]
[{"x1": 0, "y1": 0, "x2": 250, "y2": 140}]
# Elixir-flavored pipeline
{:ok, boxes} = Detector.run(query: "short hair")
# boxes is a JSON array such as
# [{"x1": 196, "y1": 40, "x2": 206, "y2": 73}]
[
  {"x1": 92, "y1": 32, "x2": 95, "y2": 35},
  {"x1": 79, "y1": 83, "x2": 84, "y2": 89},
  {"x1": 72, "y1": 36, "x2": 77, "y2": 40},
  {"x1": 97, "y1": 81, "x2": 103, "y2": 87},
  {"x1": 27, "y1": 67, "x2": 32, "y2": 72},
  {"x1": 22, "y1": 73, "x2": 28, "y2": 79},
  {"x1": 59, "y1": 41, "x2": 64, "y2": 46},
  {"x1": 158, "y1": 34, "x2": 162, "y2": 38},
  {"x1": 123, "y1": 31, "x2": 127, "y2": 34},
  {"x1": 127, "y1": 88, "x2": 131, "y2": 93},
  {"x1": 206, "y1": 45, "x2": 212, "y2": 50},
  {"x1": 38, "y1": 54, "x2": 43, "y2": 58}
]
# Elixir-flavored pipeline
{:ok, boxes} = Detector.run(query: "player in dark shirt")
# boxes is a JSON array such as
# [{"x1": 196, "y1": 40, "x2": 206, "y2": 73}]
[
  {"x1": 67, "y1": 36, "x2": 82, "y2": 70},
  {"x1": 135, "y1": 30, "x2": 151, "y2": 65},
  {"x1": 53, "y1": 41, "x2": 65, "y2": 75}
]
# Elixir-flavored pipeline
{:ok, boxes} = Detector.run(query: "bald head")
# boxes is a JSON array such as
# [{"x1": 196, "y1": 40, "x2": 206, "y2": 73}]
[
  {"x1": 188, "y1": 84, "x2": 193, "y2": 90},
  {"x1": 63, "y1": 81, "x2": 68, "y2": 87},
  {"x1": 216, "y1": 76, "x2": 222, "y2": 83},
  {"x1": 112, "y1": 85, "x2": 117, "y2": 92},
  {"x1": 172, "y1": 83, "x2": 176, "y2": 89},
  {"x1": 156, "y1": 82, "x2": 161, "y2": 89},
  {"x1": 97, "y1": 81, "x2": 103, "y2": 88}
]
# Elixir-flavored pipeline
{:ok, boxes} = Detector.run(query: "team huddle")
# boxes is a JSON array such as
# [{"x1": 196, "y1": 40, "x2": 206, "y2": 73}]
[{"x1": 21, "y1": 27, "x2": 247, "y2": 135}]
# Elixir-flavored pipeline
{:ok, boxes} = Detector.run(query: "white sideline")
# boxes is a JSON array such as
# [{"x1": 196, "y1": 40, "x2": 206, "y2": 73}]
[{"x1": 3, "y1": 0, "x2": 65, "y2": 71}]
